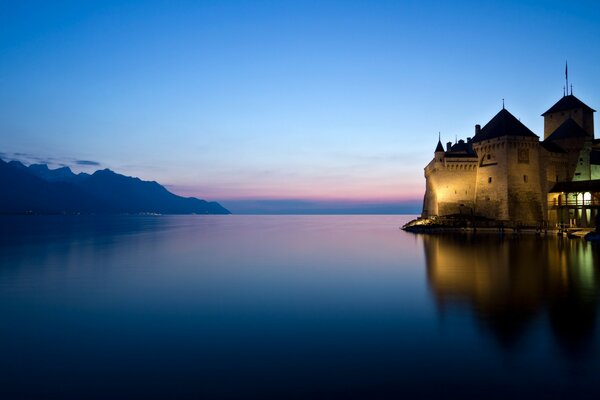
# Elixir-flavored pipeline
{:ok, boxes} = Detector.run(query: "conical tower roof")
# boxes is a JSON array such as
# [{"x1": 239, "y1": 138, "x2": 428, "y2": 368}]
[
  {"x1": 472, "y1": 108, "x2": 538, "y2": 143},
  {"x1": 435, "y1": 139, "x2": 444, "y2": 152},
  {"x1": 542, "y1": 94, "x2": 595, "y2": 116}
]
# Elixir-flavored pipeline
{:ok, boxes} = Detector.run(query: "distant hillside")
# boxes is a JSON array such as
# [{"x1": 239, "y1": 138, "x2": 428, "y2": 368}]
[
  {"x1": 15, "y1": 162, "x2": 90, "y2": 184},
  {"x1": 0, "y1": 159, "x2": 230, "y2": 215}
]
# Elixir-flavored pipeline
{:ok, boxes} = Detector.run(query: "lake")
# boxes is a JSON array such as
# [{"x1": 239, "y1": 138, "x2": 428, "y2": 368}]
[{"x1": 0, "y1": 215, "x2": 599, "y2": 399}]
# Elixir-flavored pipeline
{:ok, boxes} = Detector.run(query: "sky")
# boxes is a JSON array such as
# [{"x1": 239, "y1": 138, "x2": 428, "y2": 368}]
[{"x1": 1, "y1": 0, "x2": 600, "y2": 213}]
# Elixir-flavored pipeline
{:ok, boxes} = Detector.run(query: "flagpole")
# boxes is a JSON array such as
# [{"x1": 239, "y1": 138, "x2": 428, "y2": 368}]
[{"x1": 565, "y1": 61, "x2": 568, "y2": 96}]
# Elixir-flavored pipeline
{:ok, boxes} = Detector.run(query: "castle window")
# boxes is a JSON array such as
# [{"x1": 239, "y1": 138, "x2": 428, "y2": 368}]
[
  {"x1": 518, "y1": 149, "x2": 530, "y2": 164},
  {"x1": 523, "y1": 175, "x2": 528, "y2": 183},
  {"x1": 488, "y1": 177, "x2": 492, "y2": 184},
  {"x1": 487, "y1": 154, "x2": 491, "y2": 160}
]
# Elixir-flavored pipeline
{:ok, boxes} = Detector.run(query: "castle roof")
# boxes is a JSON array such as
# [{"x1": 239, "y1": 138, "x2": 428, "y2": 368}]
[
  {"x1": 550, "y1": 179, "x2": 600, "y2": 193},
  {"x1": 542, "y1": 94, "x2": 596, "y2": 116},
  {"x1": 445, "y1": 140, "x2": 477, "y2": 158},
  {"x1": 471, "y1": 108, "x2": 538, "y2": 143},
  {"x1": 540, "y1": 140, "x2": 567, "y2": 154},
  {"x1": 435, "y1": 139, "x2": 444, "y2": 153},
  {"x1": 545, "y1": 118, "x2": 589, "y2": 141}
]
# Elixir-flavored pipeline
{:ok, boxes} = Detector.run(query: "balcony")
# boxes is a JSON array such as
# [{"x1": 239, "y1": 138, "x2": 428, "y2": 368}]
[{"x1": 548, "y1": 198, "x2": 600, "y2": 208}]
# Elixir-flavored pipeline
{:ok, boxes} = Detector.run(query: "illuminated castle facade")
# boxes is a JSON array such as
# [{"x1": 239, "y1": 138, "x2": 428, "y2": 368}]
[{"x1": 422, "y1": 90, "x2": 600, "y2": 228}]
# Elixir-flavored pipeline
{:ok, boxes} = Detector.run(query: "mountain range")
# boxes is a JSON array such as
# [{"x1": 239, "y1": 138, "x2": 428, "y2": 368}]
[{"x1": 0, "y1": 158, "x2": 230, "y2": 215}]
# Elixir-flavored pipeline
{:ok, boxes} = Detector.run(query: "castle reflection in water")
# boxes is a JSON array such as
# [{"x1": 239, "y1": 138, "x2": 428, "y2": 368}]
[{"x1": 422, "y1": 234, "x2": 600, "y2": 358}]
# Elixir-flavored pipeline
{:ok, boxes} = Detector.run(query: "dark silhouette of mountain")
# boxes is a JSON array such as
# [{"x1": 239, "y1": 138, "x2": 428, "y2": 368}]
[
  {"x1": 0, "y1": 159, "x2": 230, "y2": 215},
  {"x1": 0, "y1": 159, "x2": 112, "y2": 213},
  {"x1": 26, "y1": 162, "x2": 90, "y2": 183},
  {"x1": 78, "y1": 169, "x2": 230, "y2": 214}
]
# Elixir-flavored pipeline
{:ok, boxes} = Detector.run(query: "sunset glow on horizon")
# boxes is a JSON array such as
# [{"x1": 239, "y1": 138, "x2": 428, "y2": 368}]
[{"x1": 2, "y1": 1, "x2": 600, "y2": 213}]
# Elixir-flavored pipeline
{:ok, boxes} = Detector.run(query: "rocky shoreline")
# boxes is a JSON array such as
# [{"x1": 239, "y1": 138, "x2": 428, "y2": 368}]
[{"x1": 402, "y1": 215, "x2": 600, "y2": 241}]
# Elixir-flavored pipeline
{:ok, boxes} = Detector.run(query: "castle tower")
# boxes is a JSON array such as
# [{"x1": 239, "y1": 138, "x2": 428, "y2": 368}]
[
  {"x1": 543, "y1": 93, "x2": 596, "y2": 182},
  {"x1": 414, "y1": 78, "x2": 599, "y2": 229},
  {"x1": 471, "y1": 108, "x2": 544, "y2": 224},
  {"x1": 422, "y1": 136, "x2": 478, "y2": 218},
  {"x1": 542, "y1": 94, "x2": 596, "y2": 139}
]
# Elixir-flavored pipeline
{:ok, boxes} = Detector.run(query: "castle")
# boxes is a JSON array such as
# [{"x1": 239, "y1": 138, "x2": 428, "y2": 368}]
[{"x1": 422, "y1": 85, "x2": 600, "y2": 228}]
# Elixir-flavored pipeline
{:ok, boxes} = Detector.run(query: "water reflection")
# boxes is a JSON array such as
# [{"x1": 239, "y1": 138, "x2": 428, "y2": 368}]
[
  {"x1": 2, "y1": 215, "x2": 599, "y2": 398},
  {"x1": 423, "y1": 234, "x2": 600, "y2": 358}
]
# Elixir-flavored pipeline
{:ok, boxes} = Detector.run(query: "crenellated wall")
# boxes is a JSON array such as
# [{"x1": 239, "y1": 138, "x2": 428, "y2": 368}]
[
  {"x1": 425, "y1": 136, "x2": 546, "y2": 225},
  {"x1": 422, "y1": 155, "x2": 477, "y2": 217}
]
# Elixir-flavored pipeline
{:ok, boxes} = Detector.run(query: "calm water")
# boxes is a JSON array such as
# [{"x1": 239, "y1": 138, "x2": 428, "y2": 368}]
[{"x1": 0, "y1": 215, "x2": 599, "y2": 399}]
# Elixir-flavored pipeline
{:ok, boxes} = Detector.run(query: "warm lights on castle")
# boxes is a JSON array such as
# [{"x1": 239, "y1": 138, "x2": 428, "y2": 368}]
[{"x1": 422, "y1": 82, "x2": 599, "y2": 228}]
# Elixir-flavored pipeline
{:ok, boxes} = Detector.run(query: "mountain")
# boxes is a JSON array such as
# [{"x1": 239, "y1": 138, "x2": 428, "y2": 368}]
[
  {"x1": 0, "y1": 159, "x2": 112, "y2": 213},
  {"x1": 78, "y1": 169, "x2": 230, "y2": 214},
  {"x1": 26, "y1": 162, "x2": 90, "y2": 183},
  {"x1": 0, "y1": 159, "x2": 230, "y2": 215}
]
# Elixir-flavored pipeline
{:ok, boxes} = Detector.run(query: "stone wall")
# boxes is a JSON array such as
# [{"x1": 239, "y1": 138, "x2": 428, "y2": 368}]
[
  {"x1": 542, "y1": 150, "x2": 570, "y2": 184},
  {"x1": 572, "y1": 141, "x2": 593, "y2": 181},
  {"x1": 423, "y1": 156, "x2": 477, "y2": 217},
  {"x1": 591, "y1": 164, "x2": 600, "y2": 180},
  {"x1": 549, "y1": 137, "x2": 587, "y2": 180},
  {"x1": 544, "y1": 109, "x2": 594, "y2": 139},
  {"x1": 473, "y1": 138, "x2": 509, "y2": 220},
  {"x1": 505, "y1": 138, "x2": 545, "y2": 225}
]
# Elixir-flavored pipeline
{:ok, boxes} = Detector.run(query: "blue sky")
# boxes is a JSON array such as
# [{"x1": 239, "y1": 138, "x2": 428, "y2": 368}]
[{"x1": 1, "y1": 0, "x2": 600, "y2": 213}]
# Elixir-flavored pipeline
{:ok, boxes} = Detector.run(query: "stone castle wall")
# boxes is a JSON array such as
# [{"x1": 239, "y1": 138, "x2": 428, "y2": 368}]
[
  {"x1": 422, "y1": 156, "x2": 477, "y2": 218},
  {"x1": 505, "y1": 138, "x2": 545, "y2": 225},
  {"x1": 473, "y1": 139, "x2": 509, "y2": 220},
  {"x1": 422, "y1": 96, "x2": 595, "y2": 227},
  {"x1": 424, "y1": 137, "x2": 546, "y2": 225},
  {"x1": 544, "y1": 109, "x2": 594, "y2": 139}
]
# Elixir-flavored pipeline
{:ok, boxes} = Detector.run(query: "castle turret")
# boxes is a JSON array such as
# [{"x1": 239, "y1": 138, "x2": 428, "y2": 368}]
[
  {"x1": 422, "y1": 134, "x2": 478, "y2": 219},
  {"x1": 542, "y1": 94, "x2": 595, "y2": 139},
  {"x1": 435, "y1": 139, "x2": 444, "y2": 154}
]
